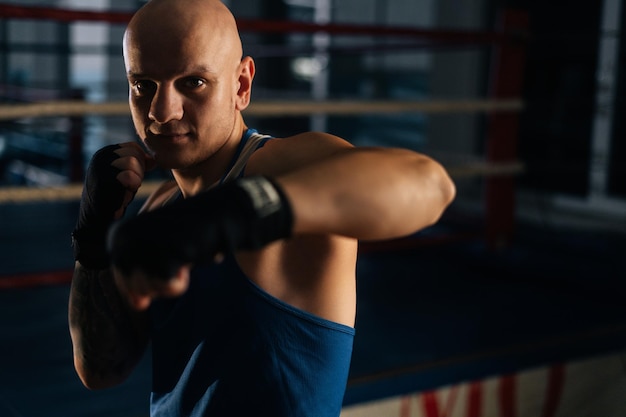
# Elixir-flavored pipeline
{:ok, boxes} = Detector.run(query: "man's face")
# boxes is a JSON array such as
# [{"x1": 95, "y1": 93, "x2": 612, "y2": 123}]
[{"x1": 124, "y1": 24, "x2": 242, "y2": 170}]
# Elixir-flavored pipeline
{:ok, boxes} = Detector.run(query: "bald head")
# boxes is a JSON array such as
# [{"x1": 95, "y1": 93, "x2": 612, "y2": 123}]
[
  {"x1": 124, "y1": 0, "x2": 243, "y2": 70},
  {"x1": 121, "y1": 0, "x2": 256, "y2": 171}
]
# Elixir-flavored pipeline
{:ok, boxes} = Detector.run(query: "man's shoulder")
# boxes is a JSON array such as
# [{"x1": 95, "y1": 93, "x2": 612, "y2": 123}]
[
  {"x1": 284, "y1": 131, "x2": 355, "y2": 155},
  {"x1": 248, "y1": 131, "x2": 354, "y2": 175},
  {"x1": 276, "y1": 130, "x2": 351, "y2": 144}
]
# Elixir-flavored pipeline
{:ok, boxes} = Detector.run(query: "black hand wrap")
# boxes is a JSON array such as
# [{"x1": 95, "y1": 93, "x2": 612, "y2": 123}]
[
  {"x1": 72, "y1": 144, "x2": 126, "y2": 269},
  {"x1": 107, "y1": 176, "x2": 293, "y2": 279}
]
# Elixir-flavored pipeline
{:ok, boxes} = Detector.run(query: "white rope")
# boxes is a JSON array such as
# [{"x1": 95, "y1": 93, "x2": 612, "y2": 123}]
[
  {"x1": 0, "y1": 101, "x2": 129, "y2": 120},
  {"x1": 0, "y1": 98, "x2": 523, "y2": 120},
  {"x1": 0, "y1": 161, "x2": 524, "y2": 204},
  {"x1": 446, "y1": 161, "x2": 525, "y2": 178},
  {"x1": 0, "y1": 97, "x2": 525, "y2": 203},
  {"x1": 246, "y1": 99, "x2": 524, "y2": 116},
  {"x1": 0, "y1": 181, "x2": 161, "y2": 204}
]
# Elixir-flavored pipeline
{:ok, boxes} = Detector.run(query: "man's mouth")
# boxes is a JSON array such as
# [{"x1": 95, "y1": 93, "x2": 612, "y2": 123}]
[{"x1": 147, "y1": 131, "x2": 191, "y2": 141}]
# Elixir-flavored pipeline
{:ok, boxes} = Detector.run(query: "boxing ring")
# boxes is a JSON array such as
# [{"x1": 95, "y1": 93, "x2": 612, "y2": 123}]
[{"x1": 1, "y1": 3, "x2": 626, "y2": 417}]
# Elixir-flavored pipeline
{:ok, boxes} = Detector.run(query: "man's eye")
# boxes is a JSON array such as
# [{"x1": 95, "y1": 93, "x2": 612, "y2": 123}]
[
  {"x1": 133, "y1": 80, "x2": 155, "y2": 94},
  {"x1": 184, "y1": 78, "x2": 205, "y2": 88}
]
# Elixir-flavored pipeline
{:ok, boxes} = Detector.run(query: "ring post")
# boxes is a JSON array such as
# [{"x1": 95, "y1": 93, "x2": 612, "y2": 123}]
[{"x1": 485, "y1": 9, "x2": 529, "y2": 250}]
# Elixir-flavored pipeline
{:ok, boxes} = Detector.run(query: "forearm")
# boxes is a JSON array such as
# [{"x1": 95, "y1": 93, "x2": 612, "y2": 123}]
[
  {"x1": 279, "y1": 147, "x2": 455, "y2": 240},
  {"x1": 68, "y1": 262, "x2": 149, "y2": 389}
]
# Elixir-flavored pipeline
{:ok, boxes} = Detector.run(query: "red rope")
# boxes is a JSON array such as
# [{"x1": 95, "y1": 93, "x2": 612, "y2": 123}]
[
  {"x1": 0, "y1": 270, "x2": 73, "y2": 290},
  {"x1": 236, "y1": 18, "x2": 515, "y2": 44},
  {"x1": 0, "y1": 3, "x2": 520, "y2": 45},
  {"x1": 0, "y1": 4, "x2": 132, "y2": 23}
]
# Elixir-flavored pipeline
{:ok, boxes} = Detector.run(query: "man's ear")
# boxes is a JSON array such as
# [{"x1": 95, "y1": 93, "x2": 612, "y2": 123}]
[{"x1": 235, "y1": 56, "x2": 255, "y2": 111}]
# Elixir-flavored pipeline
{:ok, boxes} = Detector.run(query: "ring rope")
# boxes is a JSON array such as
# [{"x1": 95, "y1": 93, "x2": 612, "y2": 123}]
[
  {"x1": 0, "y1": 181, "x2": 161, "y2": 204},
  {"x1": 0, "y1": 99, "x2": 523, "y2": 121},
  {"x1": 0, "y1": 4, "x2": 522, "y2": 44},
  {"x1": 0, "y1": 162, "x2": 524, "y2": 204}
]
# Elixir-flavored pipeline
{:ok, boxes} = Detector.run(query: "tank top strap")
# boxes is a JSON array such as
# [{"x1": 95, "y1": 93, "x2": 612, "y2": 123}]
[
  {"x1": 220, "y1": 128, "x2": 273, "y2": 185},
  {"x1": 159, "y1": 128, "x2": 273, "y2": 206}
]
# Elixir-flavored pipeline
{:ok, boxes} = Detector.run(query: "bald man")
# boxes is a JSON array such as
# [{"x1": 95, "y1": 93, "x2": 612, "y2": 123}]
[{"x1": 68, "y1": 0, "x2": 455, "y2": 416}]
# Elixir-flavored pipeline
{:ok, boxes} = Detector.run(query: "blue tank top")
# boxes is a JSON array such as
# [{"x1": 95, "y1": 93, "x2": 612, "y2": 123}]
[{"x1": 149, "y1": 129, "x2": 355, "y2": 417}]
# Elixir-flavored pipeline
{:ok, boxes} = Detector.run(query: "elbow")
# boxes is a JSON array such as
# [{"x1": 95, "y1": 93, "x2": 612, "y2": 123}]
[
  {"x1": 422, "y1": 162, "x2": 457, "y2": 228},
  {"x1": 73, "y1": 355, "x2": 129, "y2": 390},
  {"x1": 440, "y1": 170, "x2": 457, "y2": 210}
]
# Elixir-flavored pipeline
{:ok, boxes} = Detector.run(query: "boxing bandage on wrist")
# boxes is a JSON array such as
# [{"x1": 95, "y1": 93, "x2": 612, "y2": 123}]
[
  {"x1": 225, "y1": 175, "x2": 293, "y2": 249},
  {"x1": 72, "y1": 145, "x2": 126, "y2": 270},
  {"x1": 108, "y1": 176, "x2": 293, "y2": 278}
]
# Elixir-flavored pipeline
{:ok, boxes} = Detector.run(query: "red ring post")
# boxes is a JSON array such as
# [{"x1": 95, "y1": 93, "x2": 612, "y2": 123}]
[{"x1": 485, "y1": 9, "x2": 529, "y2": 250}]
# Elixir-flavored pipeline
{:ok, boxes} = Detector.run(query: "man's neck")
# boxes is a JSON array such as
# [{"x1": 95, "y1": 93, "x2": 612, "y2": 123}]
[{"x1": 172, "y1": 123, "x2": 248, "y2": 198}]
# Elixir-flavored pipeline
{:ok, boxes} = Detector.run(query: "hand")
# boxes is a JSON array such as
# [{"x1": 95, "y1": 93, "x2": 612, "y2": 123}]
[
  {"x1": 109, "y1": 142, "x2": 157, "y2": 220},
  {"x1": 107, "y1": 175, "x2": 293, "y2": 289},
  {"x1": 113, "y1": 263, "x2": 191, "y2": 310},
  {"x1": 72, "y1": 142, "x2": 156, "y2": 269}
]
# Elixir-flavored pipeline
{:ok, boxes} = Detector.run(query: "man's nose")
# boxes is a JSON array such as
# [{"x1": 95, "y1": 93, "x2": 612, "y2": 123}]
[{"x1": 148, "y1": 85, "x2": 183, "y2": 123}]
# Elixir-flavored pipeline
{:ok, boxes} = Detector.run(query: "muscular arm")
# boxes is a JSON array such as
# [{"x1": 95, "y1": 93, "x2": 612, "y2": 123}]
[
  {"x1": 252, "y1": 133, "x2": 456, "y2": 241},
  {"x1": 69, "y1": 263, "x2": 150, "y2": 390},
  {"x1": 104, "y1": 133, "x2": 455, "y2": 316},
  {"x1": 68, "y1": 143, "x2": 154, "y2": 389}
]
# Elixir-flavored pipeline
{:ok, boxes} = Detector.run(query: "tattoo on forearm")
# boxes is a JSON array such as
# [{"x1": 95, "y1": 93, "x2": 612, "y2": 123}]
[{"x1": 69, "y1": 266, "x2": 148, "y2": 382}]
